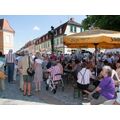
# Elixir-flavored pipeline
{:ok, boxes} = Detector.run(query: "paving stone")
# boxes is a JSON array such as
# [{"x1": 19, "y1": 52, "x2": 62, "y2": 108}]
[{"x1": 0, "y1": 76, "x2": 90, "y2": 105}]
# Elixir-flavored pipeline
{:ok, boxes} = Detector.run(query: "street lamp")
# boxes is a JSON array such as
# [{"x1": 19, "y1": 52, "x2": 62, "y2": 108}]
[{"x1": 48, "y1": 26, "x2": 55, "y2": 54}]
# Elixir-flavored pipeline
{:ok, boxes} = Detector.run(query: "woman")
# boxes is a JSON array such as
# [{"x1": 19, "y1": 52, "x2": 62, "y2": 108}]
[
  {"x1": 34, "y1": 52, "x2": 43, "y2": 92},
  {"x1": 90, "y1": 66, "x2": 115, "y2": 105},
  {"x1": 19, "y1": 51, "x2": 33, "y2": 96},
  {"x1": 115, "y1": 62, "x2": 120, "y2": 85}
]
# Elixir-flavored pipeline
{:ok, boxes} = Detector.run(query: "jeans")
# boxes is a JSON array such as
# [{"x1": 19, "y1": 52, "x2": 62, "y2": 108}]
[{"x1": 7, "y1": 63, "x2": 14, "y2": 82}]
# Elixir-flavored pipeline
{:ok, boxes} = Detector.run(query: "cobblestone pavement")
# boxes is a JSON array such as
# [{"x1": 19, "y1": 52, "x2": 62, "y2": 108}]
[{"x1": 0, "y1": 76, "x2": 90, "y2": 105}]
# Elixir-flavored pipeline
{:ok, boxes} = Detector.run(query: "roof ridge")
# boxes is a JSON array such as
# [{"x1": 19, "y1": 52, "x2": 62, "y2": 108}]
[{"x1": 0, "y1": 19, "x2": 15, "y2": 33}]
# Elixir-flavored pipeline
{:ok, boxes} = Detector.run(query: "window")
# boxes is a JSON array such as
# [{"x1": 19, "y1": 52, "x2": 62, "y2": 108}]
[
  {"x1": 70, "y1": 25, "x2": 77, "y2": 32},
  {"x1": 41, "y1": 44, "x2": 43, "y2": 48},
  {"x1": 48, "y1": 41, "x2": 50, "y2": 47},
  {"x1": 39, "y1": 46, "x2": 41, "y2": 49},
  {"x1": 70, "y1": 25, "x2": 73, "y2": 32},
  {"x1": 80, "y1": 28, "x2": 84, "y2": 32},
  {"x1": 46, "y1": 35, "x2": 48, "y2": 39},
  {"x1": 43, "y1": 37, "x2": 45, "y2": 41},
  {"x1": 59, "y1": 28, "x2": 62, "y2": 34},
  {"x1": 39, "y1": 39, "x2": 41, "y2": 43},
  {"x1": 44, "y1": 43, "x2": 45, "y2": 48},
  {"x1": 74, "y1": 26, "x2": 77, "y2": 32},
  {"x1": 60, "y1": 38, "x2": 63, "y2": 44},
  {"x1": 49, "y1": 41, "x2": 51, "y2": 47},
  {"x1": 57, "y1": 39, "x2": 59, "y2": 45},
  {"x1": 54, "y1": 39, "x2": 56, "y2": 45},
  {"x1": 55, "y1": 30, "x2": 57, "y2": 36},
  {"x1": 45, "y1": 42, "x2": 47, "y2": 48},
  {"x1": 6, "y1": 35, "x2": 10, "y2": 43}
]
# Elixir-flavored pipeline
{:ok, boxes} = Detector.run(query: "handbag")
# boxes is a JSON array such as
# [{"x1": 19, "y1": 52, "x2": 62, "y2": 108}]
[
  {"x1": 27, "y1": 56, "x2": 35, "y2": 76},
  {"x1": 0, "y1": 70, "x2": 6, "y2": 80},
  {"x1": 92, "y1": 91, "x2": 100, "y2": 99}
]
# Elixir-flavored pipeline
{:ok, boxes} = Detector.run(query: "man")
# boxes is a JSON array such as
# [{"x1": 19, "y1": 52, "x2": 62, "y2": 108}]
[{"x1": 5, "y1": 49, "x2": 16, "y2": 83}]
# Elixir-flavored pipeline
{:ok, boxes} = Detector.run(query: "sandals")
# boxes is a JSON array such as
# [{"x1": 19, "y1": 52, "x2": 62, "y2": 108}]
[
  {"x1": 23, "y1": 93, "x2": 27, "y2": 96},
  {"x1": 27, "y1": 94, "x2": 32, "y2": 97},
  {"x1": 23, "y1": 93, "x2": 32, "y2": 96}
]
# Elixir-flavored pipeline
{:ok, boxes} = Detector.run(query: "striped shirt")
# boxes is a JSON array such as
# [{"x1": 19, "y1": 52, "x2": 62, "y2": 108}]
[{"x1": 6, "y1": 53, "x2": 15, "y2": 63}]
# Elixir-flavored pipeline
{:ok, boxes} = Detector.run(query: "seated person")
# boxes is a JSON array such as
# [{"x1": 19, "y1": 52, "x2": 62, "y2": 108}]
[
  {"x1": 90, "y1": 66, "x2": 115, "y2": 105},
  {"x1": 77, "y1": 62, "x2": 94, "y2": 92},
  {"x1": 103, "y1": 85, "x2": 120, "y2": 105}
]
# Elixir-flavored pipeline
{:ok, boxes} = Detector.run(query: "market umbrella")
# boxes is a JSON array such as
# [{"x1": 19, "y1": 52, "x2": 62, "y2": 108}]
[{"x1": 63, "y1": 29, "x2": 120, "y2": 75}]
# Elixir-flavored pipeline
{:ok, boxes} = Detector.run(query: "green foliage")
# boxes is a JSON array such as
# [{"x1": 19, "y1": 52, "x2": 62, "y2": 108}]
[{"x1": 82, "y1": 15, "x2": 120, "y2": 31}]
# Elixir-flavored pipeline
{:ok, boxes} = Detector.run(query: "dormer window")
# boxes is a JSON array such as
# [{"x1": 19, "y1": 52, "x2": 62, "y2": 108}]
[
  {"x1": 70, "y1": 25, "x2": 77, "y2": 33},
  {"x1": 74, "y1": 26, "x2": 77, "y2": 32},
  {"x1": 59, "y1": 28, "x2": 62, "y2": 34},
  {"x1": 70, "y1": 25, "x2": 73, "y2": 32},
  {"x1": 43, "y1": 37, "x2": 45, "y2": 41},
  {"x1": 55, "y1": 30, "x2": 57, "y2": 36},
  {"x1": 46, "y1": 35, "x2": 48, "y2": 39},
  {"x1": 39, "y1": 39, "x2": 41, "y2": 43}
]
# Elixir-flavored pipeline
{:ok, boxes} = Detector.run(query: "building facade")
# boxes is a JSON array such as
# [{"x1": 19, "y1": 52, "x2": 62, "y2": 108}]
[
  {"x1": 18, "y1": 18, "x2": 83, "y2": 55},
  {"x1": 0, "y1": 19, "x2": 15, "y2": 54}
]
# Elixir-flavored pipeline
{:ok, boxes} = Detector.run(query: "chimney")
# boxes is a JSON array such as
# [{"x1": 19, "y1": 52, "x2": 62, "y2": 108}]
[{"x1": 70, "y1": 18, "x2": 74, "y2": 21}]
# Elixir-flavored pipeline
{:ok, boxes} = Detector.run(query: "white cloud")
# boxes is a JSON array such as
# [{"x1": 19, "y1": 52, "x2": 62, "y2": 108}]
[{"x1": 33, "y1": 25, "x2": 40, "y2": 31}]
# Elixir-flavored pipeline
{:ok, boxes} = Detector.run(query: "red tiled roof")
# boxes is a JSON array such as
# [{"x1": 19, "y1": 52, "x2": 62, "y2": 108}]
[
  {"x1": 0, "y1": 19, "x2": 15, "y2": 33},
  {"x1": 67, "y1": 18, "x2": 81, "y2": 27}
]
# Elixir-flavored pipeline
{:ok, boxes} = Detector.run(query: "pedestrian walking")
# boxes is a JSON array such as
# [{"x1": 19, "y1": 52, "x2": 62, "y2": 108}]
[{"x1": 5, "y1": 49, "x2": 16, "y2": 83}]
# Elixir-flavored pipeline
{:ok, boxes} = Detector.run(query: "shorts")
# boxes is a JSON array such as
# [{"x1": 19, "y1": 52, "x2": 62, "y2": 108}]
[
  {"x1": 77, "y1": 83, "x2": 89, "y2": 90},
  {"x1": 23, "y1": 75, "x2": 33, "y2": 83}
]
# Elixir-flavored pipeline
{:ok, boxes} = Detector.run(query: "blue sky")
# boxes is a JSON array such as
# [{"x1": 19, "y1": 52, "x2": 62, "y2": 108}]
[{"x1": 0, "y1": 15, "x2": 86, "y2": 52}]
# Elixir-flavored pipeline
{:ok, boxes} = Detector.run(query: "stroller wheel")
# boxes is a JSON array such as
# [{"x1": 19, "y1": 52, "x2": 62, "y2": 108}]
[
  {"x1": 52, "y1": 89, "x2": 56, "y2": 94},
  {"x1": 55, "y1": 85, "x2": 58, "y2": 90},
  {"x1": 46, "y1": 85, "x2": 49, "y2": 91}
]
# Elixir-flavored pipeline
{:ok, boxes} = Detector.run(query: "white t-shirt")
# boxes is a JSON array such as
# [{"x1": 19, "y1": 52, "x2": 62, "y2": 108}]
[
  {"x1": 77, "y1": 68, "x2": 92, "y2": 85},
  {"x1": 35, "y1": 59, "x2": 43, "y2": 64},
  {"x1": 112, "y1": 69, "x2": 120, "y2": 81}
]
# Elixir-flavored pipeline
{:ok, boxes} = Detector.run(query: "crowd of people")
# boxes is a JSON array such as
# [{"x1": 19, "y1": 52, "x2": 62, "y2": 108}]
[{"x1": 0, "y1": 49, "x2": 120, "y2": 105}]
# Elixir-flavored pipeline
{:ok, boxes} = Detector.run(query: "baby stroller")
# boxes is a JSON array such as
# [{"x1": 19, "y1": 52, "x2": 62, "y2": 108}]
[{"x1": 46, "y1": 73, "x2": 64, "y2": 94}]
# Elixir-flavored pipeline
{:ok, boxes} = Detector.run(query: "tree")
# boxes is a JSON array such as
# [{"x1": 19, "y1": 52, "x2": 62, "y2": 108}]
[{"x1": 82, "y1": 15, "x2": 120, "y2": 31}]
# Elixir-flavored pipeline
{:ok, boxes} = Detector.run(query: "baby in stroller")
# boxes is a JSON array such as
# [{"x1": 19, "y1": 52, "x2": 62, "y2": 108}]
[{"x1": 45, "y1": 61, "x2": 64, "y2": 94}]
